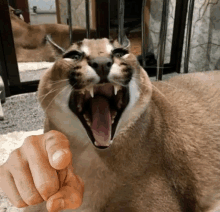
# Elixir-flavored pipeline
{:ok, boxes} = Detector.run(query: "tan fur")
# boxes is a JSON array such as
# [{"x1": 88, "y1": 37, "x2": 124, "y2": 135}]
[
  {"x1": 35, "y1": 38, "x2": 220, "y2": 212},
  {"x1": 9, "y1": 6, "x2": 96, "y2": 62}
]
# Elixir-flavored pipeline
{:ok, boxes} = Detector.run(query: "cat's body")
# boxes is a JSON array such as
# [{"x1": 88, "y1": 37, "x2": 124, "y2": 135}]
[{"x1": 30, "y1": 38, "x2": 220, "y2": 212}]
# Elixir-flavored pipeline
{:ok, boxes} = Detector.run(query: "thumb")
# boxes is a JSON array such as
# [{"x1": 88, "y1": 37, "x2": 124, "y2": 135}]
[{"x1": 46, "y1": 164, "x2": 84, "y2": 212}]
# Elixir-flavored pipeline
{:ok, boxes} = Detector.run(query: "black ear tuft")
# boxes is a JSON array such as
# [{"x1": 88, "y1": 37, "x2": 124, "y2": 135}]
[
  {"x1": 45, "y1": 35, "x2": 66, "y2": 54},
  {"x1": 121, "y1": 35, "x2": 130, "y2": 49},
  {"x1": 112, "y1": 35, "x2": 130, "y2": 50}
]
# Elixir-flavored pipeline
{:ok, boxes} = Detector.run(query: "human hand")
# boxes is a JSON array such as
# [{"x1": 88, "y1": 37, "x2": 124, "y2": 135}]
[{"x1": 0, "y1": 130, "x2": 84, "y2": 212}]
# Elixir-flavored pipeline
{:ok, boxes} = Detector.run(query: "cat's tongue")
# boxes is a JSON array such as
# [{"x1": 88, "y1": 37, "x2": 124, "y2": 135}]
[{"x1": 90, "y1": 96, "x2": 111, "y2": 146}]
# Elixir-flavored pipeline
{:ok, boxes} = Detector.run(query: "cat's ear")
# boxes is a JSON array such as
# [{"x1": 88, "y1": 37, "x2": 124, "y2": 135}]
[
  {"x1": 46, "y1": 35, "x2": 66, "y2": 54},
  {"x1": 112, "y1": 35, "x2": 130, "y2": 50}
]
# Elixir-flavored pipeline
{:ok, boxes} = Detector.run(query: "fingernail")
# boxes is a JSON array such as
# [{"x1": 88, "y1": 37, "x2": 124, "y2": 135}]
[
  {"x1": 53, "y1": 198, "x2": 65, "y2": 210},
  {"x1": 52, "y1": 150, "x2": 65, "y2": 162}
]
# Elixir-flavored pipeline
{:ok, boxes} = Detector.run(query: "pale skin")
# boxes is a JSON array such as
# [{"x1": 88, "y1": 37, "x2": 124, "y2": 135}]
[{"x1": 0, "y1": 130, "x2": 84, "y2": 212}]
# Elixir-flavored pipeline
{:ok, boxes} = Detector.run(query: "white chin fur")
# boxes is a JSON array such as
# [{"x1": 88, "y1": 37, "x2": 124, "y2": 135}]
[
  {"x1": 49, "y1": 84, "x2": 90, "y2": 144},
  {"x1": 86, "y1": 65, "x2": 100, "y2": 82},
  {"x1": 114, "y1": 77, "x2": 140, "y2": 136},
  {"x1": 108, "y1": 63, "x2": 121, "y2": 80}
]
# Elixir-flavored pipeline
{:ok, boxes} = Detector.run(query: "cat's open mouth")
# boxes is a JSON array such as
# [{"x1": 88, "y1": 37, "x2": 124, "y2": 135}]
[{"x1": 69, "y1": 83, "x2": 129, "y2": 149}]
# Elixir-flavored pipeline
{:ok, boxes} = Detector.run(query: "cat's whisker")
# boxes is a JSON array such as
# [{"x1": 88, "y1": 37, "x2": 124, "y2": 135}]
[
  {"x1": 151, "y1": 84, "x2": 171, "y2": 104},
  {"x1": 37, "y1": 79, "x2": 69, "y2": 90},
  {"x1": 38, "y1": 80, "x2": 73, "y2": 105},
  {"x1": 133, "y1": 73, "x2": 185, "y2": 93},
  {"x1": 38, "y1": 87, "x2": 62, "y2": 104},
  {"x1": 141, "y1": 66, "x2": 169, "y2": 69},
  {"x1": 49, "y1": 79, "x2": 69, "y2": 86},
  {"x1": 109, "y1": 80, "x2": 128, "y2": 88},
  {"x1": 159, "y1": 81, "x2": 184, "y2": 91},
  {"x1": 44, "y1": 84, "x2": 71, "y2": 113},
  {"x1": 131, "y1": 75, "x2": 171, "y2": 104}
]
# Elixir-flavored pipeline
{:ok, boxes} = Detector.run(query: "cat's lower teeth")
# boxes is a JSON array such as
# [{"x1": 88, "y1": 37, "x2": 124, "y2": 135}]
[
  {"x1": 83, "y1": 114, "x2": 91, "y2": 126},
  {"x1": 111, "y1": 111, "x2": 117, "y2": 123},
  {"x1": 77, "y1": 104, "x2": 82, "y2": 112}
]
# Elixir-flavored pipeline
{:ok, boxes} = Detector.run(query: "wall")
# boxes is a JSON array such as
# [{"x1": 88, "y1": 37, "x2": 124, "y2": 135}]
[
  {"x1": 28, "y1": 0, "x2": 57, "y2": 24},
  {"x1": 55, "y1": 0, "x2": 220, "y2": 73},
  {"x1": 58, "y1": 0, "x2": 93, "y2": 28},
  {"x1": 149, "y1": 0, "x2": 220, "y2": 73},
  {"x1": 30, "y1": 13, "x2": 57, "y2": 24}
]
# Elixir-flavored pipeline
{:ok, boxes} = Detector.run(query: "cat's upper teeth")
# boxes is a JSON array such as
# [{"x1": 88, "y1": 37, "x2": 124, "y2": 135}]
[
  {"x1": 80, "y1": 89, "x2": 86, "y2": 95},
  {"x1": 114, "y1": 85, "x2": 121, "y2": 95}
]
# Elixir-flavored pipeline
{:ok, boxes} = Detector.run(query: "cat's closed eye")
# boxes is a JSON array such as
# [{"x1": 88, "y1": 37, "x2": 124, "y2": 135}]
[
  {"x1": 112, "y1": 48, "x2": 129, "y2": 58},
  {"x1": 63, "y1": 50, "x2": 84, "y2": 60}
]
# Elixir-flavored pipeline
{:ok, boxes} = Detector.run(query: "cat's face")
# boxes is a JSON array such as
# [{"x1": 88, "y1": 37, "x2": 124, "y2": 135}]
[{"x1": 38, "y1": 38, "x2": 152, "y2": 149}]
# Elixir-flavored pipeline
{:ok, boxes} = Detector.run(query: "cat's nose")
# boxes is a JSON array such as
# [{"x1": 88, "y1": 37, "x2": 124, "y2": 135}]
[{"x1": 89, "y1": 57, "x2": 113, "y2": 83}]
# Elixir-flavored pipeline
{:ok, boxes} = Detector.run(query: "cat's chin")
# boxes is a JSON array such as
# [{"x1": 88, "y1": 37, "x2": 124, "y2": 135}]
[{"x1": 68, "y1": 83, "x2": 129, "y2": 149}]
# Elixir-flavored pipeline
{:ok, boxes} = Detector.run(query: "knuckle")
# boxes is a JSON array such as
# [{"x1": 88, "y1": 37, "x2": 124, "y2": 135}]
[
  {"x1": 25, "y1": 194, "x2": 43, "y2": 205},
  {"x1": 12, "y1": 200, "x2": 27, "y2": 208},
  {"x1": 9, "y1": 148, "x2": 21, "y2": 159},
  {"x1": 74, "y1": 191, "x2": 83, "y2": 208},
  {"x1": 37, "y1": 182, "x2": 59, "y2": 200},
  {"x1": 0, "y1": 165, "x2": 5, "y2": 176},
  {"x1": 0, "y1": 160, "x2": 9, "y2": 174},
  {"x1": 75, "y1": 175, "x2": 84, "y2": 192},
  {"x1": 22, "y1": 135, "x2": 39, "y2": 149},
  {"x1": 18, "y1": 184, "x2": 42, "y2": 204},
  {"x1": 7, "y1": 149, "x2": 27, "y2": 171},
  {"x1": 76, "y1": 175, "x2": 84, "y2": 186}
]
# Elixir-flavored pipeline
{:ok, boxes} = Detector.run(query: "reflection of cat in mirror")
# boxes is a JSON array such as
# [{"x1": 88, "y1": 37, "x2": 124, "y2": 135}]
[{"x1": 9, "y1": 6, "x2": 96, "y2": 62}]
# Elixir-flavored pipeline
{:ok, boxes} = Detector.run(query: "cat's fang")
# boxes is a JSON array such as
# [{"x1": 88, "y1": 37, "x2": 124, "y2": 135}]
[
  {"x1": 86, "y1": 86, "x2": 94, "y2": 98},
  {"x1": 114, "y1": 85, "x2": 121, "y2": 95}
]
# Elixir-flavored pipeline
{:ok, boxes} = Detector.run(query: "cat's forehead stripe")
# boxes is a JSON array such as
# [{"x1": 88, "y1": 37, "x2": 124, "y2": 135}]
[
  {"x1": 81, "y1": 45, "x2": 90, "y2": 56},
  {"x1": 106, "y1": 44, "x2": 114, "y2": 54},
  {"x1": 80, "y1": 39, "x2": 113, "y2": 56}
]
